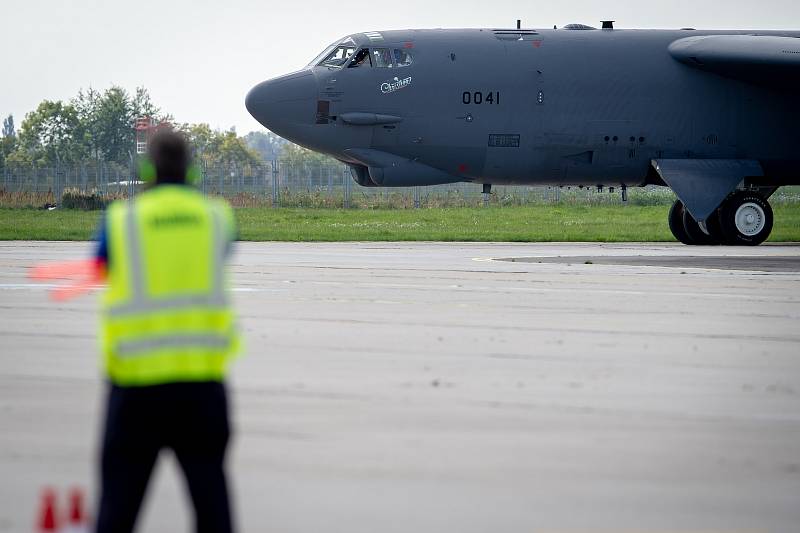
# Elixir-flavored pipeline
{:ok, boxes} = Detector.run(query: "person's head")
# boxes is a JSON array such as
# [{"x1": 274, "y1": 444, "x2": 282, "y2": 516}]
[{"x1": 147, "y1": 130, "x2": 191, "y2": 184}]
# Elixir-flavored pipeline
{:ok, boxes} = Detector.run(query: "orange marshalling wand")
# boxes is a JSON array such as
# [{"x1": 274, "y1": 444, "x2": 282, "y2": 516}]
[{"x1": 29, "y1": 258, "x2": 106, "y2": 301}]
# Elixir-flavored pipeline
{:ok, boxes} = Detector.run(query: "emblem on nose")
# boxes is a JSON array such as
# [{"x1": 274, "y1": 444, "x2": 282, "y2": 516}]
[{"x1": 380, "y1": 75, "x2": 412, "y2": 94}]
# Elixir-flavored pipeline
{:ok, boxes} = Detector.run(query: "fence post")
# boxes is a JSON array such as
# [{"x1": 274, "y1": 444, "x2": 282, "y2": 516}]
[
  {"x1": 414, "y1": 186, "x2": 420, "y2": 209},
  {"x1": 271, "y1": 159, "x2": 279, "y2": 207},
  {"x1": 127, "y1": 153, "x2": 133, "y2": 199},
  {"x1": 343, "y1": 166, "x2": 350, "y2": 209},
  {"x1": 54, "y1": 156, "x2": 59, "y2": 204},
  {"x1": 263, "y1": 162, "x2": 268, "y2": 199}
]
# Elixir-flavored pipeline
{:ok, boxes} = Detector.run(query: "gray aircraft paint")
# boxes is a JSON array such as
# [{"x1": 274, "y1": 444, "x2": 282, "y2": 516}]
[{"x1": 245, "y1": 26, "x2": 800, "y2": 231}]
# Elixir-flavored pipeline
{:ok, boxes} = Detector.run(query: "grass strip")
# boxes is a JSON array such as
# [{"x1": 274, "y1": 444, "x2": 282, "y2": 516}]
[{"x1": 1, "y1": 205, "x2": 798, "y2": 242}]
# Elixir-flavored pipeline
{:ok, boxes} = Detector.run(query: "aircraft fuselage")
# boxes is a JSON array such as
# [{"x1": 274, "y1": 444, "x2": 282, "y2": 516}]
[
  {"x1": 246, "y1": 26, "x2": 800, "y2": 245},
  {"x1": 247, "y1": 27, "x2": 799, "y2": 186}
]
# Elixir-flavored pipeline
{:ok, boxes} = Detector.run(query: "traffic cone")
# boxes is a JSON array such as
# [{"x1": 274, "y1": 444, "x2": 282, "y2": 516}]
[
  {"x1": 36, "y1": 487, "x2": 59, "y2": 532},
  {"x1": 64, "y1": 487, "x2": 90, "y2": 533}
]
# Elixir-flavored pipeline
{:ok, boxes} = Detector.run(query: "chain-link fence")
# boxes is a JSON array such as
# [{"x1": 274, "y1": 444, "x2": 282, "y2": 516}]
[{"x1": 2, "y1": 160, "x2": 799, "y2": 209}]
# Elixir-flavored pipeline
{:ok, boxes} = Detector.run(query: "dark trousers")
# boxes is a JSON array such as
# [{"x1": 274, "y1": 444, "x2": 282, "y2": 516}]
[{"x1": 95, "y1": 381, "x2": 233, "y2": 533}]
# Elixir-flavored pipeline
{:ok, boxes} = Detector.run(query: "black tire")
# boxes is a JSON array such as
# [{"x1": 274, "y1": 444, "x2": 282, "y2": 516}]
[
  {"x1": 705, "y1": 210, "x2": 726, "y2": 244},
  {"x1": 668, "y1": 200, "x2": 695, "y2": 244},
  {"x1": 682, "y1": 208, "x2": 718, "y2": 245},
  {"x1": 719, "y1": 191, "x2": 773, "y2": 246}
]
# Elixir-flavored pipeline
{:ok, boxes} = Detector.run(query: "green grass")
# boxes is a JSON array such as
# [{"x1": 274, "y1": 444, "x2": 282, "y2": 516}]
[
  {"x1": 1, "y1": 205, "x2": 799, "y2": 242},
  {"x1": 0, "y1": 208, "x2": 102, "y2": 240}
]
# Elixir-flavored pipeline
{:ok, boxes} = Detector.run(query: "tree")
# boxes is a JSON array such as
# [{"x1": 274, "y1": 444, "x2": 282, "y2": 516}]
[
  {"x1": 73, "y1": 88, "x2": 102, "y2": 160},
  {"x1": 217, "y1": 129, "x2": 259, "y2": 167},
  {"x1": 181, "y1": 123, "x2": 215, "y2": 163},
  {"x1": 10, "y1": 101, "x2": 86, "y2": 165},
  {"x1": 2, "y1": 115, "x2": 14, "y2": 138},
  {"x1": 131, "y1": 86, "x2": 161, "y2": 120},
  {"x1": 1, "y1": 114, "x2": 17, "y2": 169},
  {"x1": 7, "y1": 86, "x2": 272, "y2": 169},
  {"x1": 278, "y1": 142, "x2": 340, "y2": 183},
  {"x1": 93, "y1": 87, "x2": 134, "y2": 162},
  {"x1": 73, "y1": 86, "x2": 165, "y2": 162},
  {"x1": 280, "y1": 142, "x2": 334, "y2": 166},
  {"x1": 243, "y1": 131, "x2": 284, "y2": 161},
  {"x1": 180, "y1": 123, "x2": 260, "y2": 167}
]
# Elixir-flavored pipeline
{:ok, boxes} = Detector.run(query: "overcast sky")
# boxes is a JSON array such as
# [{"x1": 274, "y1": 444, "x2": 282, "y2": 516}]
[{"x1": 3, "y1": 0, "x2": 799, "y2": 135}]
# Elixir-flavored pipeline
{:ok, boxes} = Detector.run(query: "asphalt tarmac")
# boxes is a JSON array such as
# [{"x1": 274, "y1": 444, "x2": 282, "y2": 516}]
[{"x1": 2, "y1": 241, "x2": 800, "y2": 532}]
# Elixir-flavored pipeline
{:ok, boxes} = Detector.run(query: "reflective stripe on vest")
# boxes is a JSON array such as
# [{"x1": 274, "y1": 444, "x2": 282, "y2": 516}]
[{"x1": 116, "y1": 333, "x2": 232, "y2": 358}]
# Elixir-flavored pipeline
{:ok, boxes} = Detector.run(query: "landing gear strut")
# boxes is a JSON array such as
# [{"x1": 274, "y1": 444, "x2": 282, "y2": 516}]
[{"x1": 482, "y1": 183, "x2": 492, "y2": 207}]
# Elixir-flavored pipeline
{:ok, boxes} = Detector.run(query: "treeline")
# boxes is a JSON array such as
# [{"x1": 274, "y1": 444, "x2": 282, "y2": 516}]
[{"x1": 0, "y1": 85, "x2": 332, "y2": 170}]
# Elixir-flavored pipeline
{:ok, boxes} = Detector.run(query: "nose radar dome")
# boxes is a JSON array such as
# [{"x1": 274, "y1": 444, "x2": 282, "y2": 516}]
[
  {"x1": 244, "y1": 83, "x2": 265, "y2": 119},
  {"x1": 245, "y1": 71, "x2": 317, "y2": 131}
]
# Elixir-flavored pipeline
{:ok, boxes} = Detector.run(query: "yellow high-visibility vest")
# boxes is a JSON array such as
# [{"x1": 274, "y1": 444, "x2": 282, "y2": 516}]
[{"x1": 101, "y1": 185, "x2": 240, "y2": 386}]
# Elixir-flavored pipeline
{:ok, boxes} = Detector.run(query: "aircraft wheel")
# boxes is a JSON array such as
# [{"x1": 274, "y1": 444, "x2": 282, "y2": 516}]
[
  {"x1": 682, "y1": 208, "x2": 719, "y2": 245},
  {"x1": 719, "y1": 191, "x2": 773, "y2": 246},
  {"x1": 668, "y1": 200, "x2": 694, "y2": 244},
  {"x1": 704, "y1": 210, "x2": 726, "y2": 244}
]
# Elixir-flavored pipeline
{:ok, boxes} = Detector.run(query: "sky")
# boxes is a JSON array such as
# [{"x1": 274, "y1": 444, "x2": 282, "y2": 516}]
[{"x1": 2, "y1": 0, "x2": 799, "y2": 135}]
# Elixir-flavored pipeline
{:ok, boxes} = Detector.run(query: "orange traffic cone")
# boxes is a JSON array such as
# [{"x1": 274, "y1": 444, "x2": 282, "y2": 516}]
[
  {"x1": 36, "y1": 487, "x2": 59, "y2": 532},
  {"x1": 64, "y1": 488, "x2": 90, "y2": 533}
]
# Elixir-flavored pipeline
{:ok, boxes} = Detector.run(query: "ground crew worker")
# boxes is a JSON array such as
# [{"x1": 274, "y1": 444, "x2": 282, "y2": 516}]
[{"x1": 93, "y1": 130, "x2": 239, "y2": 532}]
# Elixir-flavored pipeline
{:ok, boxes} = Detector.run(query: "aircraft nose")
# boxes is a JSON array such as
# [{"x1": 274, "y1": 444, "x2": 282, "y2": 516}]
[{"x1": 245, "y1": 71, "x2": 317, "y2": 130}]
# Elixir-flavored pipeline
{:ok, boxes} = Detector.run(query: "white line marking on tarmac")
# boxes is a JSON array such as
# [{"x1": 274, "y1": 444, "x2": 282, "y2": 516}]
[
  {"x1": 0, "y1": 283, "x2": 64, "y2": 289},
  {"x1": 0, "y1": 283, "x2": 287, "y2": 293}
]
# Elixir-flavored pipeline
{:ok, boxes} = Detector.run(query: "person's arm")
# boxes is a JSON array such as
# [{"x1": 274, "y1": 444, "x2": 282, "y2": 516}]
[{"x1": 94, "y1": 213, "x2": 109, "y2": 274}]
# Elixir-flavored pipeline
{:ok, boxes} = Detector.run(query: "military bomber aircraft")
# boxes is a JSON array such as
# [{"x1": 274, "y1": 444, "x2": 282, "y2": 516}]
[{"x1": 246, "y1": 23, "x2": 800, "y2": 245}]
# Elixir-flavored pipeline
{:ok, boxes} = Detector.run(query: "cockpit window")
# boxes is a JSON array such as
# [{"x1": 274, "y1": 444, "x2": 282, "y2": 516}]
[
  {"x1": 372, "y1": 48, "x2": 393, "y2": 68},
  {"x1": 319, "y1": 44, "x2": 357, "y2": 67},
  {"x1": 307, "y1": 43, "x2": 338, "y2": 68},
  {"x1": 342, "y1": 46, "x2": 414, "y2": 69},
  {"x1": 307, "y1": 36, "x2": 412, "y2": 70},
  {"x1": 307, "y1": 37, "x2": 359, "y2": 68},
  {"x1": 348, "y1": 48, "x2": 372, "y2": 68},
  {"x1": 393, "y1": 48, "x2": 413, "y2": 67}
]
